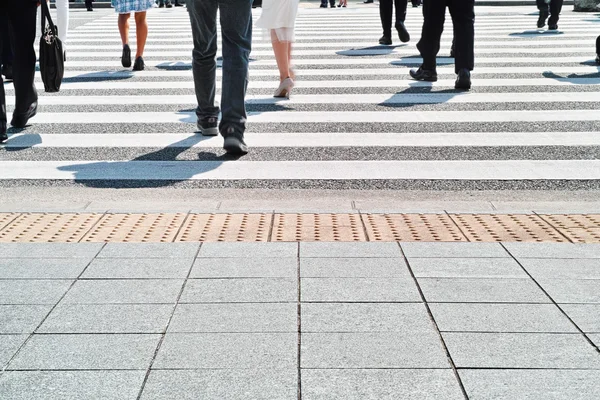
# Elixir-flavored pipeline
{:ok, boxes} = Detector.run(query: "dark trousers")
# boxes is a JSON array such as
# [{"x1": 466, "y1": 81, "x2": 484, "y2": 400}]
[
  {"x1": 536, "y1": 0, "x2": 563, "y2": 26},
  {"x1": 0, "y1": 1, "x2": 38, "y2": 124},
  {"x1": 321, "y1": 0, "x2": 335, "y2": 6},
  {"x1": 416, "y1": 0, "x2": 474, "y2": 73},
  {"x1": 85, "y1": 0, "x2": 94, "y2": 8},
  {"x1": 596, "y1": 35, "x2": 600, "y2": 55},
  {"x1": 0, "y1": 14, "x2": 13, "y2": 67},
  {"x1": 380, "y1": 0, "x2": 408, "y2": 37}
]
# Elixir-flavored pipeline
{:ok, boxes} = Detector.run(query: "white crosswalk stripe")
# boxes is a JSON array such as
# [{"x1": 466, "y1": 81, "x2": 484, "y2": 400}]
[{"x1": 2, "y1": 4, "x2": 600, "y2": 190}]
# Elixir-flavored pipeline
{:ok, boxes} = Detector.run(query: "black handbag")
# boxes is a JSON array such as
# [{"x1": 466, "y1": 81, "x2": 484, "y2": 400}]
[{"x1": 39, "y1": 0, "x2": 64, "y2": 93}]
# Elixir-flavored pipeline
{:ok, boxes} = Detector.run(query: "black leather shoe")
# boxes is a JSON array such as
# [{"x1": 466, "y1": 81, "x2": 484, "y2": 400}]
[
  {"x1": 396, "y1": 22, "x2": 410, "y2": 43},
  {"x1": 537, "y1": 10, "x2": 549, "y2": 28},
  {"x1": 409, "y1": 67, "x2": 437, "y2": 82},
  {"x1": 121, "y1": 44, "x2": 131, "y2": 68},
  {"x1": 11, "y1": 101, "x2": 38, "y2": 129},
  {"x1": 379, "y1": 35, "x2": 392, "y2": 45},
  {"x1": 222, "y1": 127, "x2": 248, "y2": 156},
  {"x1": 363, "y1": 0, "x2": 374, "y2": 3},
  {"x1": 132, "y1": 56, "x2": 145, "y2": 71},
  {"x1": 455, "y1": 68, "x2": 471, "y2": 90},
  {"x1": 0, "y1": 121, "x2": 7, "y2": 143},
  {"x1": 548, "y1": 24, "x2": 558, "y2": 30}
]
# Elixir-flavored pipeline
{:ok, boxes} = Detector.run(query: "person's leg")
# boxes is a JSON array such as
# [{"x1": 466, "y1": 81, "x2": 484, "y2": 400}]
[
  {"x1": 118, "y1": 13, "x2": 131, "y2": 45},
  {"x1": 416, "y1": 0, "x2": 446, "y2": 71},
  {"x1": 271, "y1": 31, "x2": 290, "y2": 82},
  {"x1": 536, "y1": 0, "x2": 549, "y2": 27},
  {"x1": 596, "y1": 35, "x2": 600, "y2": 55},
  {"x1": 186, "y1": 0, "x2": 220, "y2": 124},
  {"x1": 379, "y1": 0, "x2": 393, "y2": 38},
  {"x1": 548, "y1": 0, "x2": 563, "y2": 27},
  {"x1": 0, "y1": 13, "x2": 14, "y2": 73},
  {"x1": 394, "y1": 0, "x2": 408, "y2": 23},
  {"x1": 56, "y1": 0, "x2": 69, "y2": 48},
  {"x1": 134, "y1": 12, "x2": 148, "y2": 58},
  {"x1": 218, "y1": 0, "x2": 252, "y2": 137},
  {"x1": 449, "y1": 0, "x2": 474, "y2": 74}
]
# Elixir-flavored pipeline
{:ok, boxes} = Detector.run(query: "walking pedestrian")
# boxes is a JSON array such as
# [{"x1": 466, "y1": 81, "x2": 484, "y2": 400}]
[
  {"x1": 410, "y1": 0, "x2": 474, "y2": 90},
  {"x1": 337, "y1": 0, "x2": 347, "y2": 7},
  {"x1": 0, "y1": 0, "x2": 38, "y2": 142},
  {"x1": 321, "y1": 0, "x2": 335, "y2": 8},
  {"x1": 378, "y1": 0, "x2": 412, "y2": 45},
  {"x1": 256, "y1": 0, "x2": 299, "y2": 98},
  {"x1": 112, "y1": 0, "x2": 153, "y2": 71},
  {"x1": 0, "y1": 14, "x2": 14, "y2": 82},
  {"x1": 186, "y1": 0, "x2": 253, "y2": 155},
  {"x1": 85, "y1": 0, "x2": 94, "y2": 11},
  {"x1": 537, "y1": 0, "x2": 563, "y2": 30}
]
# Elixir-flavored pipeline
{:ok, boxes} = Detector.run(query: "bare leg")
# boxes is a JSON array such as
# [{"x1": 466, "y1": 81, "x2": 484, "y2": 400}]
[
  {"x1": 118, "y1": 14, "x2": 130, "y2": 45},
  {"x1": 271, "y1": 31, "x2": 290, "y2": 82},
  {"x1": 287, "y1": 41, "x2": 294, "y2": 80},
  {"x1": 134, "y1": 12, "x2": 148, "y2": 58}
]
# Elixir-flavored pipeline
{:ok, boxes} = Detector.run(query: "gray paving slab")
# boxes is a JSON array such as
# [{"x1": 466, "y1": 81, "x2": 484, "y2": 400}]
[
  {"x1": 409, "y1": 257, "x2": 528, "y2": 278},
  {"x1": 300, "y1": 242, "x2": 401, "y2": 258},
  {"x1": 154, "y1": 333, "x2": 297, "y2": 369},
  {"x1": 0, "y1": 305, "x2": 53, "y2": 334},
  {"x1": 300, "y1": 258, "x2": 410, "y2": 278},
  {"x1": 0, "y1": 335, "x2": 27, "y2": 367},
  {"x1": 459, "y1": 369, "x2": 600, "y2": 400},
  {"x1": 0, "y1": 259, "x2": 90, "y2": 279},
  {"x1": 8, "y1": 334, "x2": 161, "y2": 370},
  {"x1": 560, "y1": 304, "x2": 600, "y2": 333},
  {"x1": 140, "y1": 369, "x2": 297, "y2": 400},
  {"x1": 38, "y1": 304, "x2": 174, "y2": 333},
  {"x1": 302, "y1": 369, "x2": 464, "y2": 400},
  {"x1": 503, "y1": 243, "x2": 600, "y2": 259},
  {"x1": 302, "y1": 303, "x2": 434, "y2": 332},
  {"x1": 538, "y1": 279, "x2": 600, "y2": 303},
  {"x1": 443, "y1": 332, "x2": 600, "y2": 369},
  {"x1": 301, "y1": 277, "x2": 420, "y2": 302},
  {"x1": 520, "y1": 258, "x2": 600, "y2": 280},
  {"x1": 81, "y1": 258, "x2": 193, "y2": 279},
  {"x1": 0, "y1": 243, "x2": 103, "y2": 259},
  {"x1": 198, "y1": 243, "x2": 298, "y2": 258},
  {"x1": 0, "y1": 370, "x2": 146, "y2": 400},
  {"x1": 418, "y1": 278, "x2": 550, "y2": 303},
  {"x1": 61, "y1": 279, "x2": 184, "y2": 304},
  {"x1": 98, "y1": 243, "x2": 200, "y2": 259},
  {"x1": 168, "y1": 303, "x2": 298, "y2": 333},
  {"x1": 191, "y1": 257, "x2": 297, "y2": 278},
  {"x1": 180, "y1": 278, "x2": 297, "y2": 303},
  {"x1": 591, "y1": 334, "x2": 600, "y2": 348},
  {"x1": 401, "y1": 242, "x2": 509, "y2": 258},
  {"x1": 0, "y1": 280, "x2": 73, "y2": 305},
  {"x1": 302, "y1": 332, "x2": 449, "y2": 368},
  {"x1": 429, "y1": 303, "x2": 577, "y2": 333}
]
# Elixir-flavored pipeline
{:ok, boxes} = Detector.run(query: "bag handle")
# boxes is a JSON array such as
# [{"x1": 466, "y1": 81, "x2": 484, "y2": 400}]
[{"x1": 40, "y1": 0, "x2": 59, "y2": 40}]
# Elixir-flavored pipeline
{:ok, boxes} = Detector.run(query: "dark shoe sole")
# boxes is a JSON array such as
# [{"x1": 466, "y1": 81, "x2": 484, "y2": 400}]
[
  {"x1": 455, "y1": 80, "x2": 471, "y2": 90},
  {"x1": 379, "y1": 37, "x2": 392, "y2": 45},
  {"x1": 122, "y1": 45, "x2": 132, "y2": 68},
  {"x1": 548, "y1": 25, "x2": 558, "y2": 30},
  {"x1": 223, "y1": 136, "x2": 248, "y2": 155},
  {"x1": 396, "y1": 22, "x2": 410, "y2": 43},
  {"x1": 409, "y1": 70, "x2": 437, "y2": 82}
]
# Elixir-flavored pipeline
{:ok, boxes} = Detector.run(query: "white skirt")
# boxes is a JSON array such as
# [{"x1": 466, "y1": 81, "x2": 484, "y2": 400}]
[{"x1": 255, "y1": 0, "x2": 300, "y2": 42}]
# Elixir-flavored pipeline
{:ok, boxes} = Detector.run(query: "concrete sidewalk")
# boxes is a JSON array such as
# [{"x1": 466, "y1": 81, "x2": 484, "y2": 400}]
[{"x1": 0, "y1": 242, "x2": 599, "y2": 399}]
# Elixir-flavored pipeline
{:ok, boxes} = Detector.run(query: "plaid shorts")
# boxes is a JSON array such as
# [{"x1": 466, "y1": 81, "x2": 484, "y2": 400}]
[{"x1": 111, "y1": 0, "x2": 154, "y2": 13}]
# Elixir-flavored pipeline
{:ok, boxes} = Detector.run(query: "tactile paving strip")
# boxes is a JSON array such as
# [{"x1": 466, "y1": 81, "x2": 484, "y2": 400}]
[
  {"x1": 81, "y1": 213, "x2": 185, "y2": 242},
  {"x1": 1, "y1": 213, "x2": 600, "y2": 243},
  {"x1": 362, "y1": 213, "x2": 467, "y2": 242},
  {"x1": 449, "y1": 214, "x2": 567, "y2": 243},
  {"x1": 539, "y1": 214, "x2": 600, "y2": 243},
  {"x1": 272, "y1": 213, "x2": 366, "y2": 242},
  {"x1": 0, "y1": 213, "x2": 102, "y2": 243},
  {"x1": 175, "y1": 213, "x2": 272, "y2": 242}
]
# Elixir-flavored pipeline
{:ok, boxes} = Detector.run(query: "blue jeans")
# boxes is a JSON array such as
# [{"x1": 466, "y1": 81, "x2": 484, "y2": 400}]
[{"x1": 186, "y1": 0, "x2": 252, "y2": 136}]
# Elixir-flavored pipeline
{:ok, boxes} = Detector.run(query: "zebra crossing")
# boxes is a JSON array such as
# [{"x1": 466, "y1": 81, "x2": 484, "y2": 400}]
[{"x1": 2, "y1": 4, "x2": 600, "y2": 189}]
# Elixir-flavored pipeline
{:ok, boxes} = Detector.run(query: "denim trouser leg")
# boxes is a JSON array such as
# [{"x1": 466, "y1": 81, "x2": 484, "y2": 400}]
[
  {"x1": 187, "y1": 0, "x2": 220, "y2": 121},
  {"x1": 218, "y1": 0, "x2": 252, "y2": 135}
]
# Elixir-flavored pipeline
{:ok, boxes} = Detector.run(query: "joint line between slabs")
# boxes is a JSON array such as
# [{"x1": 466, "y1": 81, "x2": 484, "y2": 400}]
[
  {"x1": 397, "y1": 242, "x2": 471, "y2": 400},
  {"x1": 297, "y1": 243, "x2": 302, "y2": 400},
  {"x1": 444, "y1": 211, "x2": 472, "y2": 242},
  {"x1": 534, "y1": 212, "x2": 576, "y2": 244},
  {"x1": 172, "y1": 211, "x2": 192, "y2": 243},
  {"x1": 500, "y1": 243, "x2": 600, "y2": 355},
  {"x1": 135, "y1": 242, "x2": 203, "y2": 400}
]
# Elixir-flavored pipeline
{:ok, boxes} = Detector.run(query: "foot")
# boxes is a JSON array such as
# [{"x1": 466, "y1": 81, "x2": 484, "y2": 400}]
[
  {"x1": 537, "y1": 9, "x2": 549, "y2": 28},
  {"x1": 158, "y1": 2, "x2": 164, "y2": 7},
  {"x1": 320, "y1": 4, "x2": 327, "y2": 7},
  {"x1": 1, "y1": 64, "x2": 13, "y2": 80},
  {"x1": 222, "y1": 127, "x2": 248, "y2": 156},
  {"x1": 11, "y1": 101, "x2": 38, "y2": 128},
  {"x1": 274, "y1": 77, "x2": 294, "y2": 98},
  {"x1": 174, "y1": 2, "x2": 182, "y2": 5},
  {"x1": 379, "y1": 35, "x2": 392, "y2": 45},
  {"x1": 363, "y1": 0, "x2": 374, "y2": 3},
  {"x1": 197, "y1": 116, "x2": 219, "y2": 137},
  {"x1": 455, "y1": 68, "x2": 471, "y2": 90},
  {"x1": 121, "y1": 44, "x2": 131, "y2": 68},
  {"x1": 166, "y1": 3, "x2": 173, "y2": 7},
  {"x1": 548, "y1": 24, "x2": 558, "y2": 30},
  {"x1": 0, "y1": 121, "x2": 7, "y2": 143},
  {"x1": 132, "y1": 56, "x2": 145, "y2": 71},
  {"x1": 396, "y1": 22, "x2": 410, "y2": 43},
  {"x1": 409, "y1": 67, "x2": 437, "y2": 82}
]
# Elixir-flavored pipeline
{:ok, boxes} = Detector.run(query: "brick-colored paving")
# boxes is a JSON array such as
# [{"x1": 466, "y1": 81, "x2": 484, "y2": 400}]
[{"x1": 1, "y1": 213, "x2": 599, "y2": 243}]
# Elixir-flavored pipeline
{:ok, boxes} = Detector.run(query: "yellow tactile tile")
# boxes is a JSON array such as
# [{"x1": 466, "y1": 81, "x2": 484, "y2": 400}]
[{"x1": 0, "y1": 213, "x2": 102, "y2": 243}]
